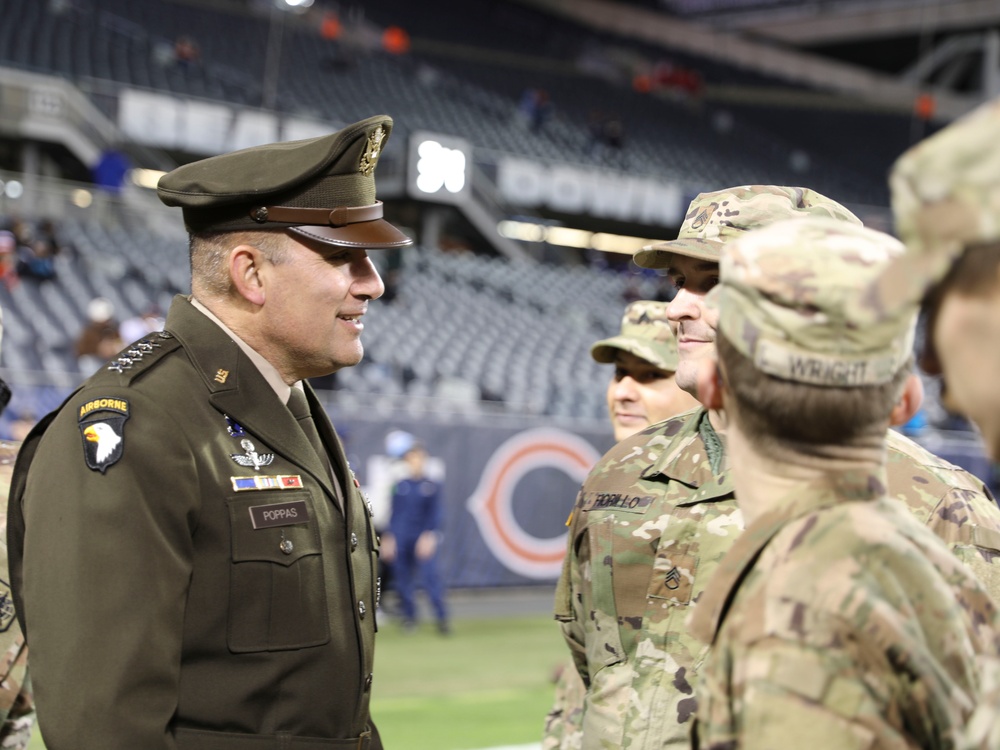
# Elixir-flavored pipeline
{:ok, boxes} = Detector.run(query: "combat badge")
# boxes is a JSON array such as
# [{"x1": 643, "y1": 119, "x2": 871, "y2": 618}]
[
  {"x1": 78, "y1": 397, "x2": 129, "y2": 473},
  {"x1": 230, "y1": 438, "x2": 274, "y2": 471}
]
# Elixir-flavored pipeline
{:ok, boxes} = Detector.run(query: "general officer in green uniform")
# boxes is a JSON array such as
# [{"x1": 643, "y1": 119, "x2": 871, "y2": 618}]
[{"x1": 7, "y1": 115, "x2": 411, "y2": 749}]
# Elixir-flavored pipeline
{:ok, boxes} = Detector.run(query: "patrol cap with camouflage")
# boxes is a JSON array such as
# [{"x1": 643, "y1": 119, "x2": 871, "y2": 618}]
[
  {"x1": 590, "y1": 300, "x2": 680, "y2": 372},
  {"x1": 865, "y1": 97, "x2": 1000, "y2": 319},
  {"x1": 634, "y1": 185, "x2": 861, "y2": 270},
  {"x1": 717, "y1": 216, "x2": 916, "y2": 387},
  {"x1": 156, "y1": 115, "x2": 412, "y2": 249}
]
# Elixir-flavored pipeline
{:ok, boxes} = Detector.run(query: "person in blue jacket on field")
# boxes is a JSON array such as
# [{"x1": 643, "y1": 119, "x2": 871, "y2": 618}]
[{"x1": 382, "y1": 442, "x2": 450, "y2": 634}]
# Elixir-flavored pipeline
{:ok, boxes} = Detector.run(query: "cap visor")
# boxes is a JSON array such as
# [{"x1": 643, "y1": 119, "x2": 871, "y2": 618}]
[
  {"x1": 290, "y1": 219, "x2": 413, "y2": 249},
  {"x1": 590, "y1": 338, "x2": 677, "y2": 371},
  {"x1": 634, "y1": 238, "x2": 722, "y2": 269}
]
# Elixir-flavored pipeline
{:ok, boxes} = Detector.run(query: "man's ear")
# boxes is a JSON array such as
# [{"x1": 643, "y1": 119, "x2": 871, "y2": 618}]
[
  {"x1": 889, "y1": 373, "x2": 925, "y2": 427},
  {"x1": 696, "y1": 358, "x2": 725, "y2": 412},
  {"x1": 230, "y1": 244, "x2": 267, "y2": 306}
]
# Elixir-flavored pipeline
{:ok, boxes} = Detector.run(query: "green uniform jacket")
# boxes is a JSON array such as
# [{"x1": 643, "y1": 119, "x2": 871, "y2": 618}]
[
  {"x1": 554, "y1": 406, "x2": 1000, "y2": 750},
  {"x1": 8, "y1": 296, "x2": 381, "y2": 750},
  {"x1": 690, "y1": 471, "x2": 1000, "y2": 748}
]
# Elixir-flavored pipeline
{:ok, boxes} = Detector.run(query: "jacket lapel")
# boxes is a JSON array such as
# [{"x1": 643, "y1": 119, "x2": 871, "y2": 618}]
[{"x1": 165, "y1": 297, "x2": 339, "y2": 509}]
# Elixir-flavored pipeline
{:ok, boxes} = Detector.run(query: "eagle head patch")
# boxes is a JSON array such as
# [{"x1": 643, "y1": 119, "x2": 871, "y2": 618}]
[{"x1": 78, "y1": 397, "x2": 129, "y2": 473}]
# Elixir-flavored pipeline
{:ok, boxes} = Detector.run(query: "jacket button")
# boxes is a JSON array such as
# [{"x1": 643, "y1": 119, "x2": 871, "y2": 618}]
[
  {"x1": 351, "y1": 532, "x2": 359, "y2": 550},
  {"x1": 358, "y1": 600, "x2": 366, "y2": 618},
  {"x1": 279, "y1": 539, "x2": 294, "y2": 555},
  {"x1": 364, "y1": 673, "x2": 373, "y2": 691}
]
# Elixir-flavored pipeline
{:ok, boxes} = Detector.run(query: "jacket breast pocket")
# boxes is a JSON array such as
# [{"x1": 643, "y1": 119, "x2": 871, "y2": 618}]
[
  {"x1": 647, "y1": 539, "x2": 698, "y2": 606},
  {"x1": 226, "y1": 492, "x2": 330, "y2": 653}
]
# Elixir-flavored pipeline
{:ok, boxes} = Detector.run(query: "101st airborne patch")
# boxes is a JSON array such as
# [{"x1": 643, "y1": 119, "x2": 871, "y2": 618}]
[{"x1": 78, "y1": 397, "x2": 130, "y2": 473}]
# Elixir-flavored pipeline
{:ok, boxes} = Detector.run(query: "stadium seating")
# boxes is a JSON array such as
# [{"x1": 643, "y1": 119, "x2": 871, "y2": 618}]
[
  {"x1": 0, "y1": 0, "x2": 906, "y2": 204},
  {"x1": 0, "y1": 211, "x2": 651, "y2": 423}
]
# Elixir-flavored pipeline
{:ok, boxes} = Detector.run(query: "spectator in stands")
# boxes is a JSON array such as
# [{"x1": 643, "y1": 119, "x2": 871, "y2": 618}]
[
  {"x1": 74, "y1": 297, "x2": 123, "y2": 375},
  {"x1": 15, "y1": 240, "x2": 56, "y2": 282},
  {"x1": 0, "y1": 232, "x2": 19, "y2": 290},
  {"x1": 543, "y1": 299, "x2": 696, "y2": 749},
  {"x1": 518, "y1": 88, "x2": 553, "y2": 133},
  {"x1": 9, "y1": 115, "x2": 411, "y2": 749},
  {"x1": 585, "y1": 111, "x2": 625, "y2": 161},
  {"x1": 173, "y1": 35, "x2": 201, "y2": 70},
  {"x1": 119, "y1": 303, "x2": 165, "y2": 344},
  {"x1": 381, "y1": 441, "x2": 450, "y2": 635}
]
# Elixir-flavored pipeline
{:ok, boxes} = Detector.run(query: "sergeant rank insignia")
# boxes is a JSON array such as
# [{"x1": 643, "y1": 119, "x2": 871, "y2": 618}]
[
  {"x1": 78, "y1": 397, "x2": 129, "y2": 473},
  {"x1": 230, "y1": 438, "x2": 274, "y2": 471}
]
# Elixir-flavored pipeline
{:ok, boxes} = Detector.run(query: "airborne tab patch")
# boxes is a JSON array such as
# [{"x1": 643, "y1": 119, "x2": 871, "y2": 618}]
[{"x1": 78, "y1": 397, "x2": 129, "y2": 473}]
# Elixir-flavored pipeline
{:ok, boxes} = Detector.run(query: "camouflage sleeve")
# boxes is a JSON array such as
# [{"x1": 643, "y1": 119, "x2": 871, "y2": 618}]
[
  {"x1": 541, "y1": 659, "x2": 584, "y2": 750},
  {"x1": 0, "y1": 657, "x2": 33, "y2": 750},
  {"x1": 920, "y1": 486, "x2": 1000, "y2": 603},
  {"x1": 0, "y1": 446, "x2": 34, "y2": 750},
  {"x1": 553, "y1": 509, "x2": 588, "y2": 684},
  {"x1": 963, "y1": 656, "x2": 1000, "y2": 750},
  {"x1": 544, "y1": 507, "x2": 588, "y2": 750},
  {"x1": 698, "y1": 638, "x2": 888, "y2": 749}
]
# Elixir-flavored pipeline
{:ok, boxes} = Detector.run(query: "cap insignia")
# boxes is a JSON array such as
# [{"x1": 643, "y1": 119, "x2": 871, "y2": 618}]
[{"x1": 360, "y1": 125, "x2": 386, "y2": 176}]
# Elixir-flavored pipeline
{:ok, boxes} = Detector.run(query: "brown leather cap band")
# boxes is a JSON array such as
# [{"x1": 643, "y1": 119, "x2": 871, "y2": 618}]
[{"x1": 249, "y1": 201, "x2": 384, "y2": 227}]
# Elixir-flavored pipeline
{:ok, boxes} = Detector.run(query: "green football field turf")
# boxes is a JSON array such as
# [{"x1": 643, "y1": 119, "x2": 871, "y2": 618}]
[{"x1": 27, "y1": 613, "x2": 567, "y2": 750}]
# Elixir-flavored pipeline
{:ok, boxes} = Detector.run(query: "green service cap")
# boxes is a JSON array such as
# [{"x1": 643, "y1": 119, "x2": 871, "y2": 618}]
[
  {"x1": 864, "y1": 97, "x2": 1000, "y2": 320},
  {"x1": 634, "y1": 185, "x2": 861, "y2": 270},
  {"x1": 718, "y1": 216, "x2": 916, "y2": 387},
  {"x1": 591, "y1": 300, "x2": 679, "y2": 372},
  {"x1": 157, "y1": 115, "x2": 412, "y2": 249}
]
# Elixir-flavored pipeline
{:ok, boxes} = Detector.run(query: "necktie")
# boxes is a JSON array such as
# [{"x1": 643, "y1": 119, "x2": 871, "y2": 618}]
[
  {"x1": 287, "y1": 386, "x2": 327, "y2": 465},
  {"x1": 287, "y1": 387, "x2": 345, "y2": 511}
]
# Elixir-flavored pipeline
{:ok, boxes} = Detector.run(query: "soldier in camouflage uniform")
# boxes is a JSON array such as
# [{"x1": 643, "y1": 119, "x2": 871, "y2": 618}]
[
  {"x1": 544, "y1": 301, "x2": 697, "y2": 750},
  {"x1": 690, "y1": 216, "x2": 1000, "y2": 747},
  {"x1": 593, "y1": 300, "x2": 699, "y2": 444},
  {"x1": 555, "y1": 186, "x2": 1000, "y2": 749},
  {"x1": 864, "y1": 97, "x2": 1000, "y2": 750},
  {"x1": 0, "y1": 311, "x2": 34, "y2": 750}
]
